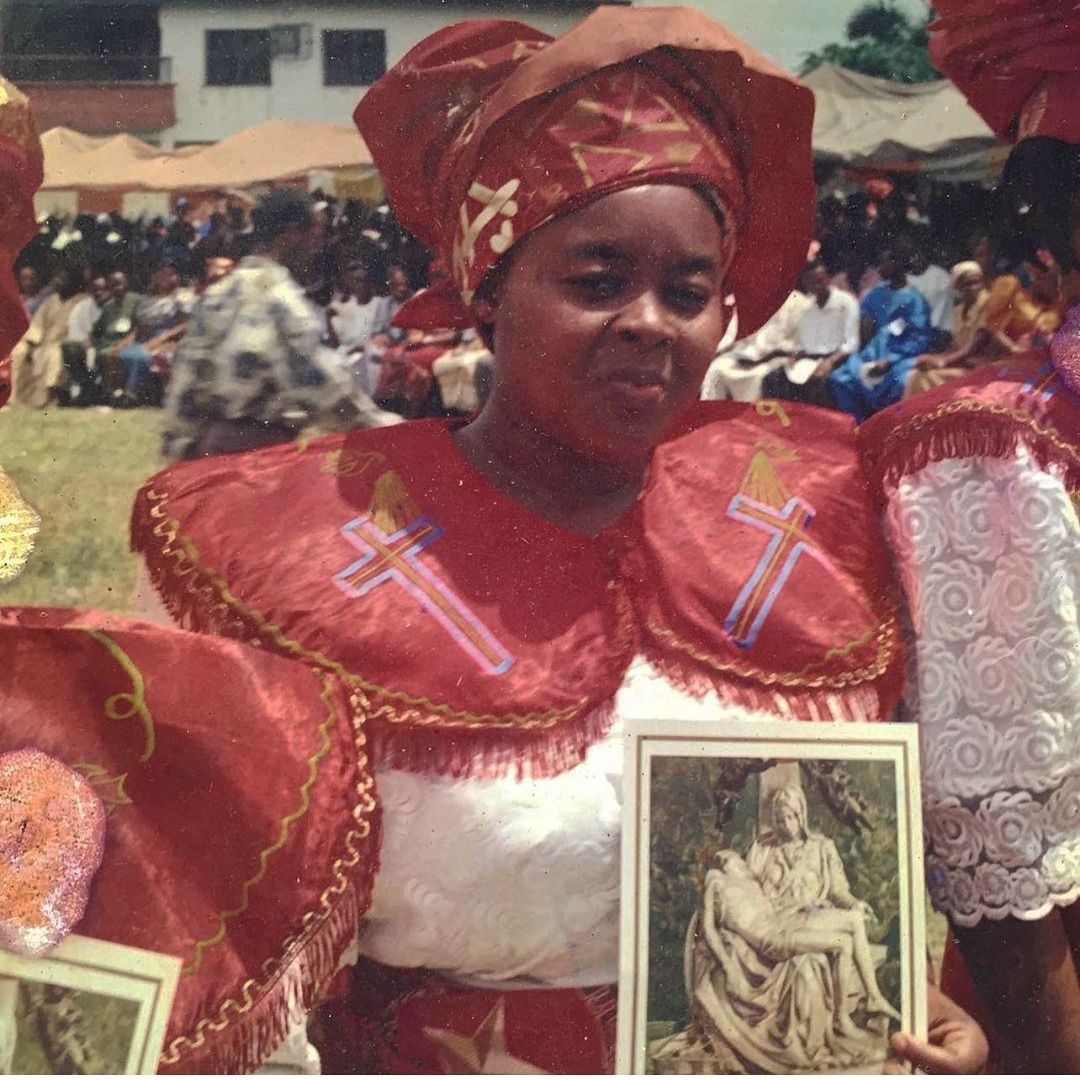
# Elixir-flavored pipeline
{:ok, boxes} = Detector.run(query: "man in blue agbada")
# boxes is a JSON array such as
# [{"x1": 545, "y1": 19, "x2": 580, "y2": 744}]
[{"x1": 829, "y1": 246, "x2": 934, "y2": 421}]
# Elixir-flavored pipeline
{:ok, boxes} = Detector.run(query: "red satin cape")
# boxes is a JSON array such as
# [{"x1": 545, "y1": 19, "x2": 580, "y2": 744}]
[
  {"x1": 0, "y1": 608, "x2": 378, "y2": 1074},
  {"x1": 133, "y1": 401, "x2": 905, "y2": 781}
]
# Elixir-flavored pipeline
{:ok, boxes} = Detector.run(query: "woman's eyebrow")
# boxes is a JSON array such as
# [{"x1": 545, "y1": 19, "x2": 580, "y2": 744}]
[
  {"x1": 567, "y1": 242, "x2": 629, "y2": 263},
  {"x1": 674, "y1": 255, "x2": 721, "y2": 276}
]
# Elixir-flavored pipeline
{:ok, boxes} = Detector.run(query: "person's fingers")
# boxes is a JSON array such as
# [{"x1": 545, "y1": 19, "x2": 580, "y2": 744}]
[{"x1": 889, "y1": 1031, "x2": 978, "y2": 1075}]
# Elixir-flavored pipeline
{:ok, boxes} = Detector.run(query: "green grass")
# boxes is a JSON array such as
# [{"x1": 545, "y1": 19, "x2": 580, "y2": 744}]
[{"x1": 0, "y1": 404, "x2": 162, "y2": 611}]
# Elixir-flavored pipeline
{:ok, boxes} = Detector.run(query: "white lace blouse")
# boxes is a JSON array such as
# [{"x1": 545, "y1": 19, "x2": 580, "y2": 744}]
[
  {"x1": 884, "y1": 449, "x2": 1080, "y2": 926},
  {"x1": 359, "y1": 658, "x2": 776, "y2": 986}
]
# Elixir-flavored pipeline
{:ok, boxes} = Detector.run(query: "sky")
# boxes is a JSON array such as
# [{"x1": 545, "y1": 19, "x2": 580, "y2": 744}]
[{"x1": 651, "y1": 0, "x2": 931, "y2": 73}]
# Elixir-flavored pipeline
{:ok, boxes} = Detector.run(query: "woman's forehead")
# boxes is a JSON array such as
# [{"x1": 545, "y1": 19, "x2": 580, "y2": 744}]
[{"x1": 535, "y1": 185, "x2": 728, "y2": 261}]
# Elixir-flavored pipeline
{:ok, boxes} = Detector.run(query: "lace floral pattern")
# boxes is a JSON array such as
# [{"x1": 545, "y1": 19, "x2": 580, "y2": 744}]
[{"x1": 888, "y1": 450, "x2": 1080, "y2": 925}]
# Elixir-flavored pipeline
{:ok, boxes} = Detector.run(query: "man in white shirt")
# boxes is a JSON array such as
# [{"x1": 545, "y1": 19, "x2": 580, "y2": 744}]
[
  {"x1": 754, "y1": 262, "x2": 860, "y2": 404},
  {"x1": 60, "y1": 274, "x2": 109, "y2": 406},
  {"x1": 793, "y1": 261, "x2": 861, "y2": 364},
  {"x1": 700, "y1": 290, "x2": 809, "y2": 401},
  {"x1": 906, "y1": 237, "x2": 954, "y2": 338}
]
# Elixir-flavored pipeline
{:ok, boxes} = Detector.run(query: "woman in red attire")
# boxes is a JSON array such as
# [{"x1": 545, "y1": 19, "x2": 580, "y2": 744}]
[
  {"x1": 861, "y1": 2, "x2": 1080, "y2": 1071},
  {"x1": 129, "y1": 7, "x2": 986, "y2": 1073}
]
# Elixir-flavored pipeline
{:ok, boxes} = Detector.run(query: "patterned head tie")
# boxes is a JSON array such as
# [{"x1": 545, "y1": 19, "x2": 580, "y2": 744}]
[
  {"x1": 930, "y1": 0, "x2": 1080, "y2": 144},
  {"x1": 354, "y1": 5, "x2": 815, "y2": 336}
]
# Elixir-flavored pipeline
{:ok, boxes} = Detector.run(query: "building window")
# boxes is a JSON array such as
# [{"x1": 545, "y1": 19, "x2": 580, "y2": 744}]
[
  {"x1": 206, "y1": 29, "x2": 272, "y2": 86},
  {"x1": 322, "y1": 29, "x2": 386, "y2": 87}
]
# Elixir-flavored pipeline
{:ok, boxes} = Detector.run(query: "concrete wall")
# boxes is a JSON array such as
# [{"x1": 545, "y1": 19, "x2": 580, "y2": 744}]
[{"x1": 159, "y1": 2, "x2": 600, "y2": 146}]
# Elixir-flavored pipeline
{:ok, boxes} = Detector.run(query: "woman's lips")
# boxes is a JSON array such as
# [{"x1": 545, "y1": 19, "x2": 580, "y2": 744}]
[{"x1": 598, "y1": 367, "x2": 670, "y2": 410}]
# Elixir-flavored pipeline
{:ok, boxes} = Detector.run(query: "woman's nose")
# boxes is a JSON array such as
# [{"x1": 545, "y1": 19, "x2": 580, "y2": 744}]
[{"x1": 613, "y1": 291, "x2": 672, "y2": 347}]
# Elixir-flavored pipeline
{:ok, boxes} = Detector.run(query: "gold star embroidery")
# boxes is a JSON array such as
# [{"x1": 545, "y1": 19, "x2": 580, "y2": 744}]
[{"x1": 423, "y1": 999, "x2": 547, "y2": 1074}]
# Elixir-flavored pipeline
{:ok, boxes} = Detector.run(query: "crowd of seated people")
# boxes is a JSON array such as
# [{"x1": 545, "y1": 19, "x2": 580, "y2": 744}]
[
  {"x1": 703, "y1": 186, "x2": 1066, "y2": 419},
  {"x1": 3, "y1": 190, "x2": 499, "y2": 430},
  {"x1": 7, "y1": 180, "x2": 1062, "y2": 431}
]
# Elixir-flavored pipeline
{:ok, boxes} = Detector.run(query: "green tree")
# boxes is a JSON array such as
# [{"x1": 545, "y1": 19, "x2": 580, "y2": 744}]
[{"x1": 800, "y1": 1, "x2": 940, "y2": 84}]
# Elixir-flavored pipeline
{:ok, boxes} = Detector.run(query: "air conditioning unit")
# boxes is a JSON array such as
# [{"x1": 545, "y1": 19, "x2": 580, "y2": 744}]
[{"x1": 271, "y1": 24, "x2": 313, "y2": 61}]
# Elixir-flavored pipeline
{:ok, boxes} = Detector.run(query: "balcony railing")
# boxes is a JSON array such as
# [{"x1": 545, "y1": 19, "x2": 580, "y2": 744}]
[{"x1": 2, "y1": 54, "x2": 171, "y2": 83}]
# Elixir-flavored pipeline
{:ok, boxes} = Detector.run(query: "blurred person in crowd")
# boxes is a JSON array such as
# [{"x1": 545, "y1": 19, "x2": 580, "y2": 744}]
[
  {"x1": 10, "y1": 261, "x2": 87, "y2": 408},
  {"x1": 324, "y1": 261, "x2": 396, "y2": 395},
  {"x1": 16, "y1": 264, "x2": 51, "y2": 317},
  {"x1": 827, "y1": 246, "x2": 934, "y2": 420},
  {"x1": 189, "y1": 212, "x2": 234, "y2": 282},
  {"x1": 758, "y1": 260, "x2": 861, "y2": 405},
  {"x1": 700, "y1": 288, "x2": 807, "y2": 401},
  {"x1": 980, "y1": 251, "x2": 1065, "y2": 350},
  {"x1": 164, "y1": 200, "x2": 196, "y2": 268},
  {"x1": 355, "y1": 261, "x2": 414, "y2": 394},
  {"x1": 162, "y1": 188, "x2": 388, "y2": 459},
  {"x1": 90, "y1": 270, "x2": 143, "y2": 394},
  {"x1": 905, "y1": 232, "x2": 954, "y2": 341},
  {"x1": 60, "y1": 273, "x2": 109, "y2": 406},
  {"x1": 116, "y1": 261, "x2": 192, "y2": 407},
  {"x1": 906, "y1": 260, "x2": 992, "y2": 395}
]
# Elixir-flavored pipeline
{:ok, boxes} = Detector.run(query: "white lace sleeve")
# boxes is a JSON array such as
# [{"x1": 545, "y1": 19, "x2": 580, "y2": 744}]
[{"x1": 886, "y1": 449, "x2": 1080, "y2": 926}]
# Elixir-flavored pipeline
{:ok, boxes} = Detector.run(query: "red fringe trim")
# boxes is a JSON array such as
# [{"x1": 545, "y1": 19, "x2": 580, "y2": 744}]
[
  {"x1": 364, "y1": 697, "x2": 618, "y2": 781},
  {"x1": 167, "y1": 885, "x2": 363, "y2": 1075},
  {"x1": 156, "y1": 691, "x2": 382, "y2": 1075},
  {"x1": 861, "y1": 403, "x2": 1080, "y2": 499},
  {"x1": 644, "y1": 647, "x2": 889, "y2": 724}
]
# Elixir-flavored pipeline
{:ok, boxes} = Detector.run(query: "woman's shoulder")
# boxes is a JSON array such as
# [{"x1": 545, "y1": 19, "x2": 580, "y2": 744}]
[
  {"x1": 858, "y1": 349, "x2": 1078, "y2": 499},
  {"x1": 137, "y1": 421, "x2": 448, "y2": 506},
  {"x1": 636, "y1": 399, "x2": 904, "y2": 723}
]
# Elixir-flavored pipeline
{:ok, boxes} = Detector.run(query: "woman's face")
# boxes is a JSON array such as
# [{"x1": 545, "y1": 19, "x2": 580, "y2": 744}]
[
  {"x1": 955, "y1": 269, "x2": 984, "y2": 305},
  {"x1": 485, "y1": 184, "x2": 729, "y2": 463},
  {"x1": 775, "y1": 804, "x2": 801, "y2": 842}
]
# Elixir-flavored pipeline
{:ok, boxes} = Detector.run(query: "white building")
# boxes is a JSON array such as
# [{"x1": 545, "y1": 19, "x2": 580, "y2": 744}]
[
  {"x1": 161, "y1": 0, "x2": 627, "y2": 146},
  {"x1": 0, "y1": 1, "x2": 626, "y2": 147}
]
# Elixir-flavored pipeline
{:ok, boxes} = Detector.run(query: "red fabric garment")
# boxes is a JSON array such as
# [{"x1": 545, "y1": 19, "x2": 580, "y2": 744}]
[
  {"x1": 930, "y1": 0, "x2": 1080, "y2": 143},
  {"x1": 0, "y1": 77, "x2": 45, "y2": 369},
  {"x1": 312, "y1": 958, "x2": 617, "y2": 1074},
  {"x1": 0, "y1": 608, "x2": 379, "y2": 1073},
  {"x1": 859, "y1": 348, "x2": 1080, "y2": 498},
  {"x1": 132, "y1": 402, "x2": 904, "y2": 781},
  {"x1": 353, "y1": 6, "x2": 814, "y2": 338}
]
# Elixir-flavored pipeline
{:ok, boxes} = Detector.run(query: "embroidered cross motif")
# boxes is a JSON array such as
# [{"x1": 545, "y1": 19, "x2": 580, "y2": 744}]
[
  {"x1": 334, "y1": 515, "x2": 513, "y2": 675},
  {"x1": 724, "y1": 493, "x2": 818, "y2": 649}
]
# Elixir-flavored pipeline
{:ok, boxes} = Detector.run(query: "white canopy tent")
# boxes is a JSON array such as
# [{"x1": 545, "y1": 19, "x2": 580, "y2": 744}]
[{"x1": 804, "y1": 64, "x2": 1007, "y2": 182}]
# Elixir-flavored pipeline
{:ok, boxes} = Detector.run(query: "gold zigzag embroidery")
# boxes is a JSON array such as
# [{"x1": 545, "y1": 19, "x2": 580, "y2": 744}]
[
  {"x1": 181, "y1": 673, "x2": 339, "y2": 977},
  {"x1": 159, "y1": 685, "x2": 377, "y2": 1067}
]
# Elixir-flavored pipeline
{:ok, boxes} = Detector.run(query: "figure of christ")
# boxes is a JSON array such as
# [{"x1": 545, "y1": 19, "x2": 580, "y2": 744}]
[{"x1": 708, "y1": 852, "x2": 901, "y2": 1038}]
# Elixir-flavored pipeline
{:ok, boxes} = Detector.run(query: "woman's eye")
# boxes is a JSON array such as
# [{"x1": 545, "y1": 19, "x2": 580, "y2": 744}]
[
  {"x1": 568, "y1": 273, "x2": 625, "y2": 301},
  {"x1": 666, "y1": 284, "x2": 711, "y2": 314}
]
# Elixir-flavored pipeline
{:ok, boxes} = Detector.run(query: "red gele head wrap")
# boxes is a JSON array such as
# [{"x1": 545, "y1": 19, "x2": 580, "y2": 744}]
[
  {"x1": 0, "y1": 77, "x2": 44, "y2": 368},
  {"x1": 354, "y1": 5, "x2": 815, "y2": 337},
  {"x1": 930, "y1": 0, "x2": 1080, "y2": 144}
]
